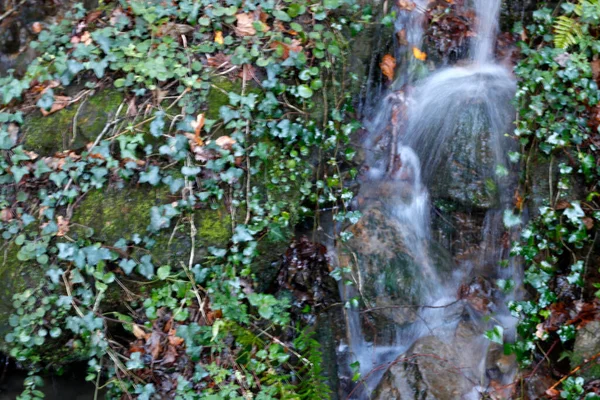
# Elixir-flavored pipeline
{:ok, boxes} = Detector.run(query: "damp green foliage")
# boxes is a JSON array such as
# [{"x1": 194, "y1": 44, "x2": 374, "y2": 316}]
[
  {"x1": 506, "y1": 2, "x2": 600, "y2": 395},
  {"x1": 0, "y1": 0, "x2": 370, "y2": 397}
]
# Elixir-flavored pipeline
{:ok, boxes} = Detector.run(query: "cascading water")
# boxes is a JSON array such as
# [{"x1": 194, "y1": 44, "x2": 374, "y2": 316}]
[{"x1": 337, "y1": 0, "x2": 521, "y2": 398}]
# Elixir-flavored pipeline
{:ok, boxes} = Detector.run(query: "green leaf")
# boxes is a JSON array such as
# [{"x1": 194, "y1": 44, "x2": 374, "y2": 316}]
[
  {"x1": 297, "y1": 84, "x2": 313, "y2": 99},
  {"x1": 272, "y1": 10, "x2": 291, "y2": 22},
  {"x1": 484, "y1": 325, "x2": 504, "y2": 344},
  {"x1": 157, "y1": 265, "x2": 171, "y2": 280}
]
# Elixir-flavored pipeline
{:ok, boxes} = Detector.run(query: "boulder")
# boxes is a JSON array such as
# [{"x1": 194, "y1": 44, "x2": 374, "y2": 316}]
[
  {"x1": 572, "y1": 320, "x2": 600, "y2": 379},
  {"x1": 372, "y1": 335, "x2": 473, "y2": 400}
]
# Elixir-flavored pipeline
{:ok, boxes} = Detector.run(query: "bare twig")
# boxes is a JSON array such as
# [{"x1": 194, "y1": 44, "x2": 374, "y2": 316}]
[{"x1": 0, "y1": 0, "x2": 26, "y2": 23}]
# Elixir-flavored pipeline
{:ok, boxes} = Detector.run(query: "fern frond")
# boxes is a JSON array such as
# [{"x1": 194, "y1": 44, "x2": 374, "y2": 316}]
[{"x1": 554, "y1": 15, "x2": 584, "y2": 49}]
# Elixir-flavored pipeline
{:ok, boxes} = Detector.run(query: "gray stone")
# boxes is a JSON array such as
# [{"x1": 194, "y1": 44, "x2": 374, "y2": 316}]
[{"x1": 573, "y1": 320, "x2": 600, "y2": 379}]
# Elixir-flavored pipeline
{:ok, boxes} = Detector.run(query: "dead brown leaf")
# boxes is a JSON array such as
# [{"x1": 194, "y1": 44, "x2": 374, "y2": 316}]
[
  {"x1": 380, "y1": 54, "x2": 396, "y2": 81},
  {"x1": 84, "y1": 10, "x2": 103, "y2": 24},
  {"x1": 127, "y1": 97, "x2": 137, "y2": 118},
  {"x1": 216, "y1": 136, "x2": 236, "y2": 151},
  {"x1": 398, "y1": 0, "x2": 415, "y2": 10},
  {"x1": 146, "y1": 331, "x2": 163, "y2": 360},
  {"x1": 0, "y1": 209, "x2": 13, "y2": 222},
  {"x1": 32, "y1": 22, "x2": 43, "y2": 34},
  {"x1": 271, "y1": 40, "x2": 303, "y2": 60},
  {"x1": 592, "y1": 60, "x2": 600, "y2": 84},
  {"x1": 235, "y1": 13, "x2": 256, "y2": 36},
  {"x1": 40, "y1": 95, "x2": 72, "y2": 116},
  {"x1": 191, "y1": 114, "x2": 205, "y2": 145},
  {"x1": 56, "y1": 216, "x2": 70, "y2": 237},
  {"x1": 207, "y1": 53, "x2": 231, "y2": 68},
  {"x1": 132, "y1": 324, "x2": 147, "y2": 340}
]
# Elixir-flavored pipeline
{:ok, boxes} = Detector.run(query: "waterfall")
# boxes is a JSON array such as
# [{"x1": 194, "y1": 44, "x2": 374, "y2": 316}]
[
  {"x1": 472, "y1": 0, "x2": 502, "y2": 64},
  {"x1": 338, "y1": 0, "x2": 521, "y2": 397}
]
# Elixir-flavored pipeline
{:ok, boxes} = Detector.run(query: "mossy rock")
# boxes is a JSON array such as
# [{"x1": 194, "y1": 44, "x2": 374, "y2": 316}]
[
  {"x1": 22, "y1": 89, "x2": 124, "y2": 156},
  {"x1": 338, "y1": 201, "x2": 454, "y2": 342},
  {"x1": 0, "y1": 243, "x2": 44, "y2": 349},
  {"x1": 71, "y1": 184, "x2": 231, "y2": 266}
]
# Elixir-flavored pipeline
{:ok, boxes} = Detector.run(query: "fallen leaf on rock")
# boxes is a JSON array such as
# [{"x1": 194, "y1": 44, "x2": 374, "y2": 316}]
[
  {"x1": 235, "y1": 13, "x2": 256, "y2": 36},
  {"x1": 380, "y1": 54, "x2": 396, "y2": 81},
  {"x1": 40, "y1": 95, "x2": 71, "y2": 116}
]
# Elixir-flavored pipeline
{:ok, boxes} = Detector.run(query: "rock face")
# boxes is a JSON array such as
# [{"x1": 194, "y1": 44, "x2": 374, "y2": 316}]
[
  {"x1": 22, "y1": 90, "x2": 124, "y2": 156},
  {"x1": 372, "y1": 317, "x2": 515, "y2": 400},
  {"x1": 573, "y1": 320, "x2": 600, "y2": 379},
  {"x1": 372, "y1": 335, "x2": 473, "y2": 400},
  {"x1": 338, "y1": 179, "x2": 455, "y2": 345}
]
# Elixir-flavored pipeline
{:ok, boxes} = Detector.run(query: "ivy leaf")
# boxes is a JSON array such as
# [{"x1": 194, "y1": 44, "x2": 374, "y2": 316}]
[
  {"x1": 139, "y1": 166, "x2": 161, "y2": 186},
  {"x1": 484, "y1": 325, "x2": 504, "y2": 344},
  {"x1": 11, "y1": 165, "x2": 29, "y2": 183},
  {"x1": 119, "y1": 259, "x2": 137, "y2": 275},
  {"x1": 232, "y1": 225, "x2": 254, "y2": 243},
  {"x1": 297, "y1": 84, "x2": 313, "y2": 99},
  {"x1": 564, "y1": 201, "x2": 584, "y2": 224},
  {"x1": 272, "y1": 10, "x2": 291, "y2": 22},
  {"x1": 137, "y1": 255, "x2": 155, "y2": 279},
  {"x1": 150, "y1": 111, "x2": 165, "y2": 138},
  {"x1": 157, "y1": 265, "x2": 171, "y2": 280},
  {"x1": 0, "y1": 130, "x2": 15, "y2": 150}
]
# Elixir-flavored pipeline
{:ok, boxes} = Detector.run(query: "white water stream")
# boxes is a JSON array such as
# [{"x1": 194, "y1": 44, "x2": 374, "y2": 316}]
[{"x1": 338, "y1": 0, "x2": 521, "y2": 398}]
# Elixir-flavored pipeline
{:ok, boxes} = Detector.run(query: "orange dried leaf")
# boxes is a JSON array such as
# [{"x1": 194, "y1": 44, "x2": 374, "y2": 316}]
[
  {"x1": 412, "y1": 47, "x2": 427, "y2": 61},
  {"x1": 214, "y1": 31, "x2": 224, "y2": 45},
  {"x1": 191, "y1": 114, "x2": 205, "y2": 145},
  {"x1": 380, "y1": 54, "x2": 396, "y2": 81}
]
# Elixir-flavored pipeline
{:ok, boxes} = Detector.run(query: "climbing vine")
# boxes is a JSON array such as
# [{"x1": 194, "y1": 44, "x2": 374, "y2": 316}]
[
  {"x1": 0, "y1": 0, "x2": 368, "y2": 397},
  {"x1": 509, "y1": 2, "x2": 600, "y2": 397}
]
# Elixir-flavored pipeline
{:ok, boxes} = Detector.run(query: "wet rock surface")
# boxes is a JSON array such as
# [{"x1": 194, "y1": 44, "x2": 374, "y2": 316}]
[
  {"x1": 338, "y1": 196, "x2": 454, "y2": 331},
  {"x1": 573, "y1": 320, "x2": 600, "y2": 379},
  {"x1": 372, "y1": 334, "x2": 474, "y2": 400}
]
